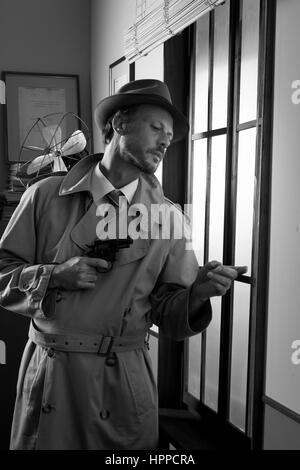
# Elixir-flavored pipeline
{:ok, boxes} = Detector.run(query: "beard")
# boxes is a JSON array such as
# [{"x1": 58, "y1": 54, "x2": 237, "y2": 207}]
[{"x1": 122, "y1": 148, "x2": 158, "y2": 175}]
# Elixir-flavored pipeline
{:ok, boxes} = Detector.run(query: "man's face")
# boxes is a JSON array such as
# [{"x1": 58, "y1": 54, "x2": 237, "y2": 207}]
[{"x1": 118, "y1": 105, "x2": 174, "y2": 174}]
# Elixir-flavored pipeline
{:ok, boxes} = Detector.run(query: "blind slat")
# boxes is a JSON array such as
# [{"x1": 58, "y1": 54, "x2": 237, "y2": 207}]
[{"x1": 125, "y1": 0, "x2": 225, "y2": 63}]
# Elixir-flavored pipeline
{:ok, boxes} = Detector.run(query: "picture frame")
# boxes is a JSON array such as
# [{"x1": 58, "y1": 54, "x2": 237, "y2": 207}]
[
  {"x1": 3, "y1": 72, "x2": 80, "y2": 162},
  {"x1": 109, "y1": 57, "x2": 135, "y2": 96}
]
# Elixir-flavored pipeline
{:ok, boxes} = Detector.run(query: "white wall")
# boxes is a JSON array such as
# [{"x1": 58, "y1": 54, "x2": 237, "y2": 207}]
[
  {"x1": 0, "y1": 0, "x2": 91, "y2": 190},
  {"x1": 91, "y1": 0, "x2": 135, "y2": 152},
  {"x1": 265, "y1": 0, "x2": 300, "y2": 415}
]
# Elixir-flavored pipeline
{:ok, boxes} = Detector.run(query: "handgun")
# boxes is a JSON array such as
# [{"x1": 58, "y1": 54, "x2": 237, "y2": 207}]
[{"x1": 85, "y1": 236, "x2": 133, "y2": 263}]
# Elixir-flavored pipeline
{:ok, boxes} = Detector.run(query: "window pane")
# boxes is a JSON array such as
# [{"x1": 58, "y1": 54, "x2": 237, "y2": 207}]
[
  {"x1": 204, "y1": 297, "x2": 221, "y2": 411},
  {"x1": 134, "y1": 43, "x2": 164, "y2": 80},
  {"x1": 204, "y1": 135, "x2": 226, "y2": 411},
  {"x1": 235, "y1": 128, "x2": 256, "y2": 274},
  {"x1": 134, "y1": 45, "x2": 164, "y2": 183},
  {"x1": 230, "y1": 282, "x2": 251, "y2": 431},
  {"x1": 155, "y1": 163, "x2": 163, "y2": 184},
  {"x1": 208, "y1": 135, "x2": 227, "y2": 262},
  {"x1": 212, "y1": 1, "x2": 229, "y2": 130},
  {"x1": 190, "y1": 139, "x2": 207, "y2": 266},
  {"x1": 188, "y1": 334, "x2": 202, "y2": 399},
  {"x1": 239, "y1": 0, "x2": 260, "y2": 123},
  {"x1": 194, "y1": 14, "x2": 210, "y2": 134}
]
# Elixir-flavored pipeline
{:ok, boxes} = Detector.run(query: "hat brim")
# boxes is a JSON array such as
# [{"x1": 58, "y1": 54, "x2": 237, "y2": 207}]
[{"x1": 94, "y1": 93, "x2": 189, "y2": 143}]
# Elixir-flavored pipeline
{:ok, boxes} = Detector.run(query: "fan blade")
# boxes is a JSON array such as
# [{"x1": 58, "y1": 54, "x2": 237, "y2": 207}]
[
  {"x1": 23, "y1": 145, "x2": 44, "y2": 151},
  {"x1": 61, "y1": 131, "x2": 86, "y2": 156},
  {"x1": 26, "y1": 153, "x2": 55, "y2": 175},
  {"x1": 42, "y1": 125, "x2": 62, "y2": 150},
  {"x1": 53, "y1": 156, "x2": 68, "y2": 173}
]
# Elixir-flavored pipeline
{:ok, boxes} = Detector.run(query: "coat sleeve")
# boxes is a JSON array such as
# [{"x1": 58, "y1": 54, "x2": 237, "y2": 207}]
[
  {"x1": 150, "y1": 211, "x2": 212, "y2": 341},
  {"x1": 0, "y1": 185, "x2": 56, "y2": 318}
]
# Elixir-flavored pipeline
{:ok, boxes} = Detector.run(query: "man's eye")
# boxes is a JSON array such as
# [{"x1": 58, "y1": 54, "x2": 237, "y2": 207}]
[{"x1": 151, "y1": 125, "x2": 161, "y2": 131}]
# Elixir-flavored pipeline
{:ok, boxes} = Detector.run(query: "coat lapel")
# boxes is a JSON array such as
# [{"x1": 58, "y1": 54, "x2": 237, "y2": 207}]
[
  {"x1": 70, "y1": 201, "x2": 99, "y2": 252},
  {"x1": 58, "y1": 157, "x2": 165, "y2": 262}
]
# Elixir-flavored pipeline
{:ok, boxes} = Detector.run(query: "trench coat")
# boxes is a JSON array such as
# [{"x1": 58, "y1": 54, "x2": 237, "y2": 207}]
[{"x1": 0, "y1": 153, "x2": 212, "y2": 450}]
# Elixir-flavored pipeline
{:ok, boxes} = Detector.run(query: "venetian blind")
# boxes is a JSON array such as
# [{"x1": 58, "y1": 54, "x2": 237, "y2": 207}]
[{"x1": 125, "y1": 0, "x2": 226, "y2": 63}]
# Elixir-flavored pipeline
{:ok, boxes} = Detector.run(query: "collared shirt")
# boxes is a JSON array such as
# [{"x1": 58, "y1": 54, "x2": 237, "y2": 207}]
[{"x1": 90, "y1": 163, "x2": 139, "y2": 205}]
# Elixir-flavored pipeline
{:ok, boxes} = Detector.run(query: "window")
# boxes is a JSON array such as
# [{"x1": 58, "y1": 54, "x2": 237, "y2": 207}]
[
  {"x1": 158, "y1": 0, "x2": 275, "y2": 448},
  {"x1": 134, "y1": 44, "x2": 165, "y2": 381}
]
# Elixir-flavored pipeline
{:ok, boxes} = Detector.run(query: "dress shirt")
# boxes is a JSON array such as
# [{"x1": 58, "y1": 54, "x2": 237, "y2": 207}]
[{"x1": 90, "y1": 163, "x2": 139, "y2": 206}]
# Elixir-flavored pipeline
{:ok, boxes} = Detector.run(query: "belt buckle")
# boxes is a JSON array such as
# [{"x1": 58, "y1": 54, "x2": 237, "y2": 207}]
[{"x1": 97, "y1": 336, "x2": 114, "y2": 356}]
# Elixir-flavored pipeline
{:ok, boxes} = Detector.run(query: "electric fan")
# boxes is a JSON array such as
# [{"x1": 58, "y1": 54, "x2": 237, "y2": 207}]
[{"x1": 14, "y1": 112, "x2": 91, "y2": 188}]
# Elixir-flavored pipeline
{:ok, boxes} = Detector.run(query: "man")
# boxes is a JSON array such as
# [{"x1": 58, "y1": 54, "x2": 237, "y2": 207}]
[{"x1": 0, "y1": 79, "x2": 246, "y2": 450}]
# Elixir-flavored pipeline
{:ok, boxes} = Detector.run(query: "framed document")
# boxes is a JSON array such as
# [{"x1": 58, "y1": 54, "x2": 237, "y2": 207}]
[
  {"x1": 3, "y1": 72, "x2": 80, "y2": 162},
  {"x1": 109, "y1": 57, "x2": 135, "y2": 96}
]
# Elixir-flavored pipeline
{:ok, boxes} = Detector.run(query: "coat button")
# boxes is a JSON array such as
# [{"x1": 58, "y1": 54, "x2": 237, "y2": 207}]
[
  {"x1": 100, "y1": 410, "x2": 110, "y2": 420},
  {"x1": 47, "y1": 348, "x2": 55, "y2": 358},
  {"x1": 105, "y1": 354, "x2": 116, "y2": 367},
  {"x1": 42, "y1": 403, "x2": 53, "y2": 414}
]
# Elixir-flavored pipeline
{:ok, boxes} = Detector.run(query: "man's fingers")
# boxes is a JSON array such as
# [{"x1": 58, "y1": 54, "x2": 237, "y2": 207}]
[
  {"x1": 207, "y1": 272, "x2": 232, "y2": 287},
  {"x1": 211, "y1": 265, "x2": 248, "y2": 278},
  {"x1": 206, "y1": 261, "x2": 222, "y2": 271},
  {"x1": 82, "y1": 257, "x2": 110, "y2": 271},
  {"x1": 77, "y1": 281, "x2": 97, "y2": 290},
  {"x1": 210, "y1": 265, "x2": 238, "y2": 280},
  {"x1": 234, "y1": 266, "x2": 248, "y2": 275}
]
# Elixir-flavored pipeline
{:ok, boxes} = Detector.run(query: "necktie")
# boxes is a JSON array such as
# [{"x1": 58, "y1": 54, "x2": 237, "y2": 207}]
[
  {"x1": 106, "y1": 189, "x2": 126, "y2": 208},
  {"x1": 105, "y1": 190, "x2": 128, "y2": 238}
]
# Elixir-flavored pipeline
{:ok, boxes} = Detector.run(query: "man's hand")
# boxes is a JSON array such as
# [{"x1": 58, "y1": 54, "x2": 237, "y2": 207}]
[
  {"x1": 195, "y1": 261, "x2": 248, "y2": 300},
  {"x1": 49, "y1": 256, "x2": 110, "y2": 291}
]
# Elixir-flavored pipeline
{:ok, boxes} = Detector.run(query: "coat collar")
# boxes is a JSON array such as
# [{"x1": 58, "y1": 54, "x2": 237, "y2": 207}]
[
  {"x1": 58, "y1": 152, "x2": 165, "y2": 206},
  {"x1": 59, "y1": 153, "x2": 102, "y2": 196}
]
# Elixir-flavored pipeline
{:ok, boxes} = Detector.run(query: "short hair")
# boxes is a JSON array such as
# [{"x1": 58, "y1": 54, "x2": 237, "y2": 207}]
[{"x1": 102, "y1": 106, "x2": 139, "y2": 145}]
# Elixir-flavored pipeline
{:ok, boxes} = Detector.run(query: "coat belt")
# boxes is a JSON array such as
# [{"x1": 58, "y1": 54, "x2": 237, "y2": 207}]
[{"x1": 29, "y1": 322, "x2": 148, "y2": 356}]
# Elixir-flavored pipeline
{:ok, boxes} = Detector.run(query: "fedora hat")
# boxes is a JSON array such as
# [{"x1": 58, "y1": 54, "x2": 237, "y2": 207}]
[{"x1": 94, "y1": 79, "x2": 189, "y2": 143}]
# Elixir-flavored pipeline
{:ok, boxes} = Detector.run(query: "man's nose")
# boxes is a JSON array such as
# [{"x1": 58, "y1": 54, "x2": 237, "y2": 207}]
[{"x1": 158, "y1": 132, "x2": 172, "y2": 151}]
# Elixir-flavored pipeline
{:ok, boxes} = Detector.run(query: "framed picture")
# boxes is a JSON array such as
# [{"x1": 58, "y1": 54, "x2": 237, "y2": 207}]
[
  {"x1": 3, "y1": 72, "x2": 80, "y2": 162},
  {"x1": 109, "y1": 57, "x2": 135, "y2": 96}
]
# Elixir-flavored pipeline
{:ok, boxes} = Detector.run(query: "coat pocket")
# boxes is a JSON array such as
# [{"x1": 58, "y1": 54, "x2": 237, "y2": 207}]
[
  {"x1": 19, "y1": 345, "x2": 48, "y2": 438},
  {"x1": 24, "y1": 346, "x2": 48, "y2": 410},
  {"x1": 119, "y1": 350, "x2": 157, "y2": 417}
]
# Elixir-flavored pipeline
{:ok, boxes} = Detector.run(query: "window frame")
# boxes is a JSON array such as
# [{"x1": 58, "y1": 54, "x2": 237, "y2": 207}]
[{"x1": 159, "y1": 0, "x2": 276, "y2": 450}]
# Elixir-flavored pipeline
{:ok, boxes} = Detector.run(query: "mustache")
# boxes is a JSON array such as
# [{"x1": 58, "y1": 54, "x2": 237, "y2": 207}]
[{"x1": 148, "y1": 149, "x2": 166, "y2": 159}]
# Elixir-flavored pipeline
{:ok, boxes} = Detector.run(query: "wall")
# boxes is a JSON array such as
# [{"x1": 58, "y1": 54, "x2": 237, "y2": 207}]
[
  {"x1": 91, "y1": 0, "x2": 135, "y2": 152},
  {"x1": 264, "y1": 0, "x2": 300, "y2": 449},
  {"x1": 0, "y1": 0, "x2": 92, "y2": 190},
  {"x1": 0, "y1": 0, "x2": 91, "y2": 449}
]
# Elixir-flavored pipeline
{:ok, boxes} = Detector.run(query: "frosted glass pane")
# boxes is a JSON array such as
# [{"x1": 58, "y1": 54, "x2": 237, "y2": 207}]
[
  {"x1": 208, "y1": 135, "x2": 227, "y2": 262},
  {"x1": 235, "y1": 128, "x2": 256, "y2": 275},
  {"x1": 134, "y1": 45, "x2": 164, "y2": 184},
  {"x1": 230, "y1": 283, "x2": 251, "y2": 431},
  {"x1": 134, "y1": 44, "x2": 164, "y2": 80},
  {"x1": 188, "y1": 334, "x2": 202, "y2": 399},
  {"x1": 239, "y1": 0, "x2": 260, "y2": 123},
  {"x1": 190, "y1": 139, "x2": 207, "y2": 266},
  {"x1": 155, "y1": 162, "x2": 163, "y2": 184},
  {"x1": 204, "y1": 296, "x2": 221, "y2": 411},
  {"x1": 212, "y1": 1, "x2": 229, "y2": 130},
  {"x1": 149, "y1": 334, "x2": 158, "y2": 383},
  {"x1": 194, "y1": 14, "x2": 210, "y2": 133}
]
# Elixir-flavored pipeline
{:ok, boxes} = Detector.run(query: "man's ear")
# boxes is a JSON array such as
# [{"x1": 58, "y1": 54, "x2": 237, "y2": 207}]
[{"x1": 112, "y1": 113, "x2": 127, "y2": 135}]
